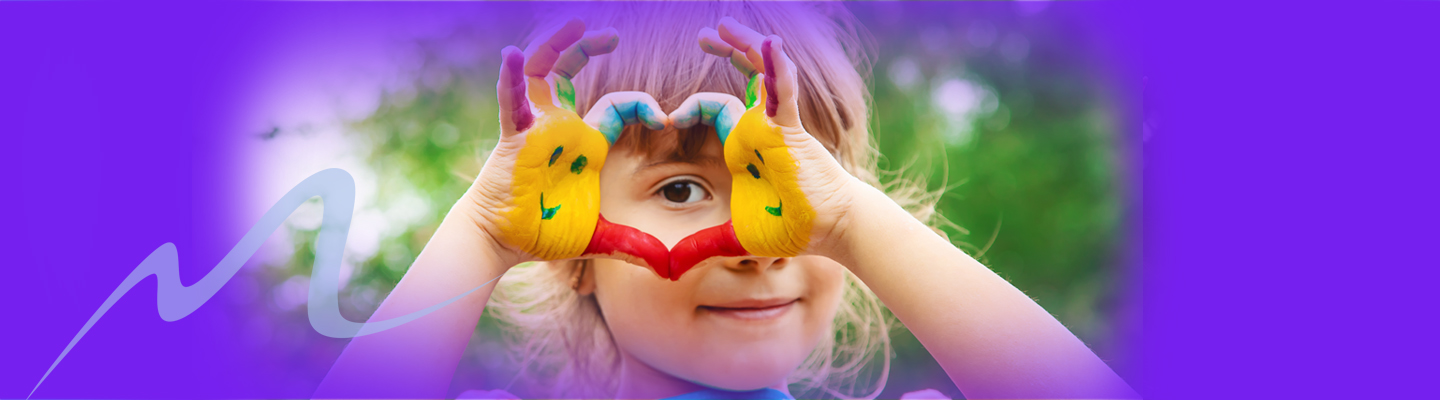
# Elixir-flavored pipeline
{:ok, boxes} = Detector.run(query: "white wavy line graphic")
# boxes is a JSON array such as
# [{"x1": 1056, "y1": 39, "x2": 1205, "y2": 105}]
[{"x1": 28, "y1": 168, "x2": 495, "y2": 399}]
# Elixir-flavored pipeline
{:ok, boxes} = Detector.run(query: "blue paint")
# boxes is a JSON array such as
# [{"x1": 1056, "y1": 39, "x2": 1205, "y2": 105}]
[
  {"x1": 664, "y1": 387, "x2": 793, "y2": 400},
  {"x1": 634, "y1": 100, "x2": 666, "y2": 130},
  {"x1": 613, "y1": 100, "x2": 638, "y2": 125},
  {"x1": 549, "y1": 146, "x2": 563, "y2": 166},
  {"x1": 540, "y1": 193, "x2": 561, "y2": 220},
  {"x1": 699, "y1": 99, "x2": 738, "y2": 144},
  {"x1": 597, "y1": 99, "x2": 666, "y2": 144},
  {"x1": 598, "y1": 108, "x2": 625, "y2": 144}
]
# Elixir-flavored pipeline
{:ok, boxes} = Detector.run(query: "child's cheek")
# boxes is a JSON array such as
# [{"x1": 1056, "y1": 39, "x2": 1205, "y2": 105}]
[
  {"x1": 591, "y1": 258, "x2": 705, "y2": 369},
  {"x1": 798, "y1": 255, "x2": 848, "y2": 318}
]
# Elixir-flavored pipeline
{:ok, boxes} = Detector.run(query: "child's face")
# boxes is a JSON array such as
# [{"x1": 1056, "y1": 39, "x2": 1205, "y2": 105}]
[{"x1": 591, "y1": 129, "x2": 847, "y2": 391}]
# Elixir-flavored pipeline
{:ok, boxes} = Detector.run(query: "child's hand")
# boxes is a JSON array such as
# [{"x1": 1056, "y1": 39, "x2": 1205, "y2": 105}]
[
  {"x1": 466, "y1": 19, "x2": 671, "y2": 276},
  {"x1": 667, "y1": 18, "x2": 862, "y2": 276}
]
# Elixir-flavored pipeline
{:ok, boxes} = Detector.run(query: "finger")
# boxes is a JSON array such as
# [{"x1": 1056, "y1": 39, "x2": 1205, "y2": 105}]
[
  {"x1": 698, "y1": 27, "x2": 733, "y2": 56},
  {"x1": 496, "y1": 46, "x2": 533, "y2": 135},
  {"x1": 583, "y1": 91, "x2": 669, "y2": 144},
  {"x1": 552, "y1": 28, "x2": 619, "y2": 80},
  {"x1": 523, "y1": 19, "x2": 586, "y2": 79},
  {"x1": 584, "y1": 215, "x2": 672, "y2": 280},
  {"x1": 761, "y1": 35, "x2": 801, "y2": 127},
  {"x1": 717, "y1": 17, "x2": 766, "y2": 76},
  {"x1": 549, "y1": 28, "x2": 619, "y2": 112},
  {"x1": 669, "y1": 221, "x2": 748, "y2": 281},
  {"x1": 668, "y1": 92, "x2": 747, "y2": 145},
  {"x1": 523, "y1": 19, "x2": 586, "y2": 109},
  {"x1": 699, "y1": 27, "x2": 755, "y2": 77}
]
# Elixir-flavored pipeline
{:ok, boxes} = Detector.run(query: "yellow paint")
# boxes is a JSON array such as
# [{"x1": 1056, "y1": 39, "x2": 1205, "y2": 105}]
[
  {"x1": 725, "y1": 84, "x2": 814, "y2": 257},
  {"x1": 497, "y1": 77, "x2": 610, "y2": 260}
]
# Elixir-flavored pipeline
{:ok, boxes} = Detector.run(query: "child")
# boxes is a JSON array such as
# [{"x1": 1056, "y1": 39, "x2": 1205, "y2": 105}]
[{"x1": 316, "y1": 3, "x2": 1137, "y2": 399}]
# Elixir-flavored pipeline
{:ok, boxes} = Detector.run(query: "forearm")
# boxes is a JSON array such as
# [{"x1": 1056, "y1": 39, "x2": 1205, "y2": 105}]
[
  {"x1": 831, "y1": 184, "x2": 1137, "y2": 399},
  {"x1": 314, "y1": 200, "x2": 514, "y2": 398}
]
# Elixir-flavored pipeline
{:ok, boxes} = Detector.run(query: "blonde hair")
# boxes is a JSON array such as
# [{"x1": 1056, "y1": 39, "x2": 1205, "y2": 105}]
[{"x1": 486, "y1": 2, "x2": 944, "y2": 398}]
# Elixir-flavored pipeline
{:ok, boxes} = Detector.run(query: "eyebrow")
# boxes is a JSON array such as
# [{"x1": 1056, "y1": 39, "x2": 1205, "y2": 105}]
[{"x1": 634, "y1": 154, "x2": 726, "y2": 174}]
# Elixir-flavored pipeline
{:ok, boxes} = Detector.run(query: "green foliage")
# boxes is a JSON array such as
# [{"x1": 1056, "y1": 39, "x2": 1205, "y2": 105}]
[
  {"x1": 854, "y1": 5, "x2": 1134, "y2": 396},
  {"x1": 263, "y1": 5, "x2": 1133, "y2": 397}
]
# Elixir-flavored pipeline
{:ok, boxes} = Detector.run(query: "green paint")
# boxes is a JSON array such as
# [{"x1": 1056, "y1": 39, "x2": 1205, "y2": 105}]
[
  {"x1": 744, "y1": 75, "x2": 761, "y2": 108},
  {"x1": 754, "y1": 149, "x2": 765, "y2": 164},
  {"x1": 766, "y1": 200, "x2": 782, "y2": 217},
  {"x1": 570, "y1": 154, "x2": 587, "y2": 174},
  {"x1": 556, "y1": 76, "x2": 576, "y2": 112},
  {"x1": 540, "y1": 193, "x2": 561, "y2": 220},
  {"x1": 747, "y1": 163, "x2": 760, "y2": 179},
  {"x1": 549, "y1": 146, "x2": 563, "y2": 166}
]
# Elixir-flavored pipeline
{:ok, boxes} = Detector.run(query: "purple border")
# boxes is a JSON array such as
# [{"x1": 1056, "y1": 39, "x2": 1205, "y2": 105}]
[
  {"x1": 1138, "y1": 1, "x2": 1439, "y2": 399},
  {"x1": 3, "y1": 1, "x2": 1436, "y2": 399}
]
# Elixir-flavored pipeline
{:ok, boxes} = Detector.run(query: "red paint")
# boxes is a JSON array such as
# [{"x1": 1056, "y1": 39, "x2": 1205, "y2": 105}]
[
  {"x1": 584, "y1": 215, "x2": 671, "y2": 279},
  {"x1": 502, "y1": 47, "x2": 534, "y2": 132},
  {"x1": 761, "y1": 37, "x2": 779, "y2": 118},
  {"x1": 669, "y1": 220, "x2": 749, "y2": 281}
]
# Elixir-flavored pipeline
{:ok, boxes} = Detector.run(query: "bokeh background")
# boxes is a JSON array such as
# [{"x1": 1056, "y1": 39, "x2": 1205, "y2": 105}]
[{"x1": 240, "y1": 2, "x2": 1137, "y2": 398}]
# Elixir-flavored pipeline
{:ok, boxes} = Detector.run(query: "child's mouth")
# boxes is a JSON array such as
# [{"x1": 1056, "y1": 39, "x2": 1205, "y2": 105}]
[{"x1": 699, "y1": 299, "x2": 798, "y2": 321}]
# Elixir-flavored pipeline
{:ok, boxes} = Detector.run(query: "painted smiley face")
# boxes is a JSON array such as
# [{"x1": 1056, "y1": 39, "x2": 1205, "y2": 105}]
[
  {"x1": 724, "y1": 104, "x2": 814, "y2": 258},
  {"x1": 499, "y1": 110, "x2": 611, "y2": 260},
  {"x1": 744, "y1": 152, "x2": 783, "y2": 217},
  {"x1": 538, "y1": 145, "x2": 591, "y2": 220}
]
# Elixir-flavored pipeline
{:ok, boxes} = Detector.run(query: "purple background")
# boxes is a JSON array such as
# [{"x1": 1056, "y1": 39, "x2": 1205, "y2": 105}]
[{"x1": 1, "y1": 1, "x2": 1436, "y2": 399}]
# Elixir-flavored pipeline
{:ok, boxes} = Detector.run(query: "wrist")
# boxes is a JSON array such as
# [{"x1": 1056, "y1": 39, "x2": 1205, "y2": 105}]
[
  {"x1": 816, "y1": 178, "x2": 881, "y2": 262},
  {"x1": 448, "y1": 191, "x2": 524, "y2": 271},
  {"x1": 824, "y1": 180, "x2": 928, "y2": 275}
]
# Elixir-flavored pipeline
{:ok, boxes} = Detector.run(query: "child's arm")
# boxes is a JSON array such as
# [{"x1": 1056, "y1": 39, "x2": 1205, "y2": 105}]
[
  {"x1": 312, "y1": 206, "x2": 516, "y2": 398},
  {"x1": 315, "y1": 20, "x2": 670, "y2": 398},
  {"x1": 832, "y1": 182, "x2": 1140, "y2": 399},
  {"x1": 689, "y1": 18, "x2": 1138, "y2": 399}
]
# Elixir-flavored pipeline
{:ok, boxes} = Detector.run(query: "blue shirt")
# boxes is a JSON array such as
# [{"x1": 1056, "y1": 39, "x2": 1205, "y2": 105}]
[{"x1": 663, "y1": 387, "x2": 795, "y2": 400}]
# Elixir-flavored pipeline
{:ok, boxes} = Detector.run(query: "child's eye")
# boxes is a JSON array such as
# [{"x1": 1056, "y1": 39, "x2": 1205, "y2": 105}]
[{"x1": 656, "y1": 177, "x2": 710, "y2": 205}]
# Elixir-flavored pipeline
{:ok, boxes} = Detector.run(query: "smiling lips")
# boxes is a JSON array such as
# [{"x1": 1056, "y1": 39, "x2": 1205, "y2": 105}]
[{"x1": 700, "y1": 298, "x2": 798, "y2": 320}]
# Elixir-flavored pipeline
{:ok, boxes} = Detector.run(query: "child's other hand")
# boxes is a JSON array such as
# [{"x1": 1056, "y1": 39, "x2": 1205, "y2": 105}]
[
  {"x1": 466, "y1": 19, "x2": 670, "y2": 275},
  {"x1": 667, "y1": 18, "x2": 862, "y2": 276}
]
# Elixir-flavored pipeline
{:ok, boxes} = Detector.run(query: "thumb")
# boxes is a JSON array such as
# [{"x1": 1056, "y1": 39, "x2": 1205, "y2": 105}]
[
  {"x1": 496, "y1": 46, "x2": 533, "y2": 136},
  {"x1": 761, "y1": 36, "x2": 801, "y2": 129}
]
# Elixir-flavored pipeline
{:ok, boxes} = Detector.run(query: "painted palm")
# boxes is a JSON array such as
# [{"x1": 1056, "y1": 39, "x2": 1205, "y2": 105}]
[
  {"x1": 669, "y1": 19, "x2": 828, "y2": 277},
  {"x1": 490, "y1": 20, "x2": 671, "y2": 276}
]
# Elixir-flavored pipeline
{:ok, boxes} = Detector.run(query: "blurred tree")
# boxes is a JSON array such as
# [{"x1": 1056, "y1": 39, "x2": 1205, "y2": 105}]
[{"x1": 262, "y1": 3, "x2": 1132, "y2": 398}]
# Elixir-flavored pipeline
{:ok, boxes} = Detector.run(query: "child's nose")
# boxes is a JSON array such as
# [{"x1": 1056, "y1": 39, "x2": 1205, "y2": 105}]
[{"x1": 720, "y1": 256, "x2": 786, "y2": 273}]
